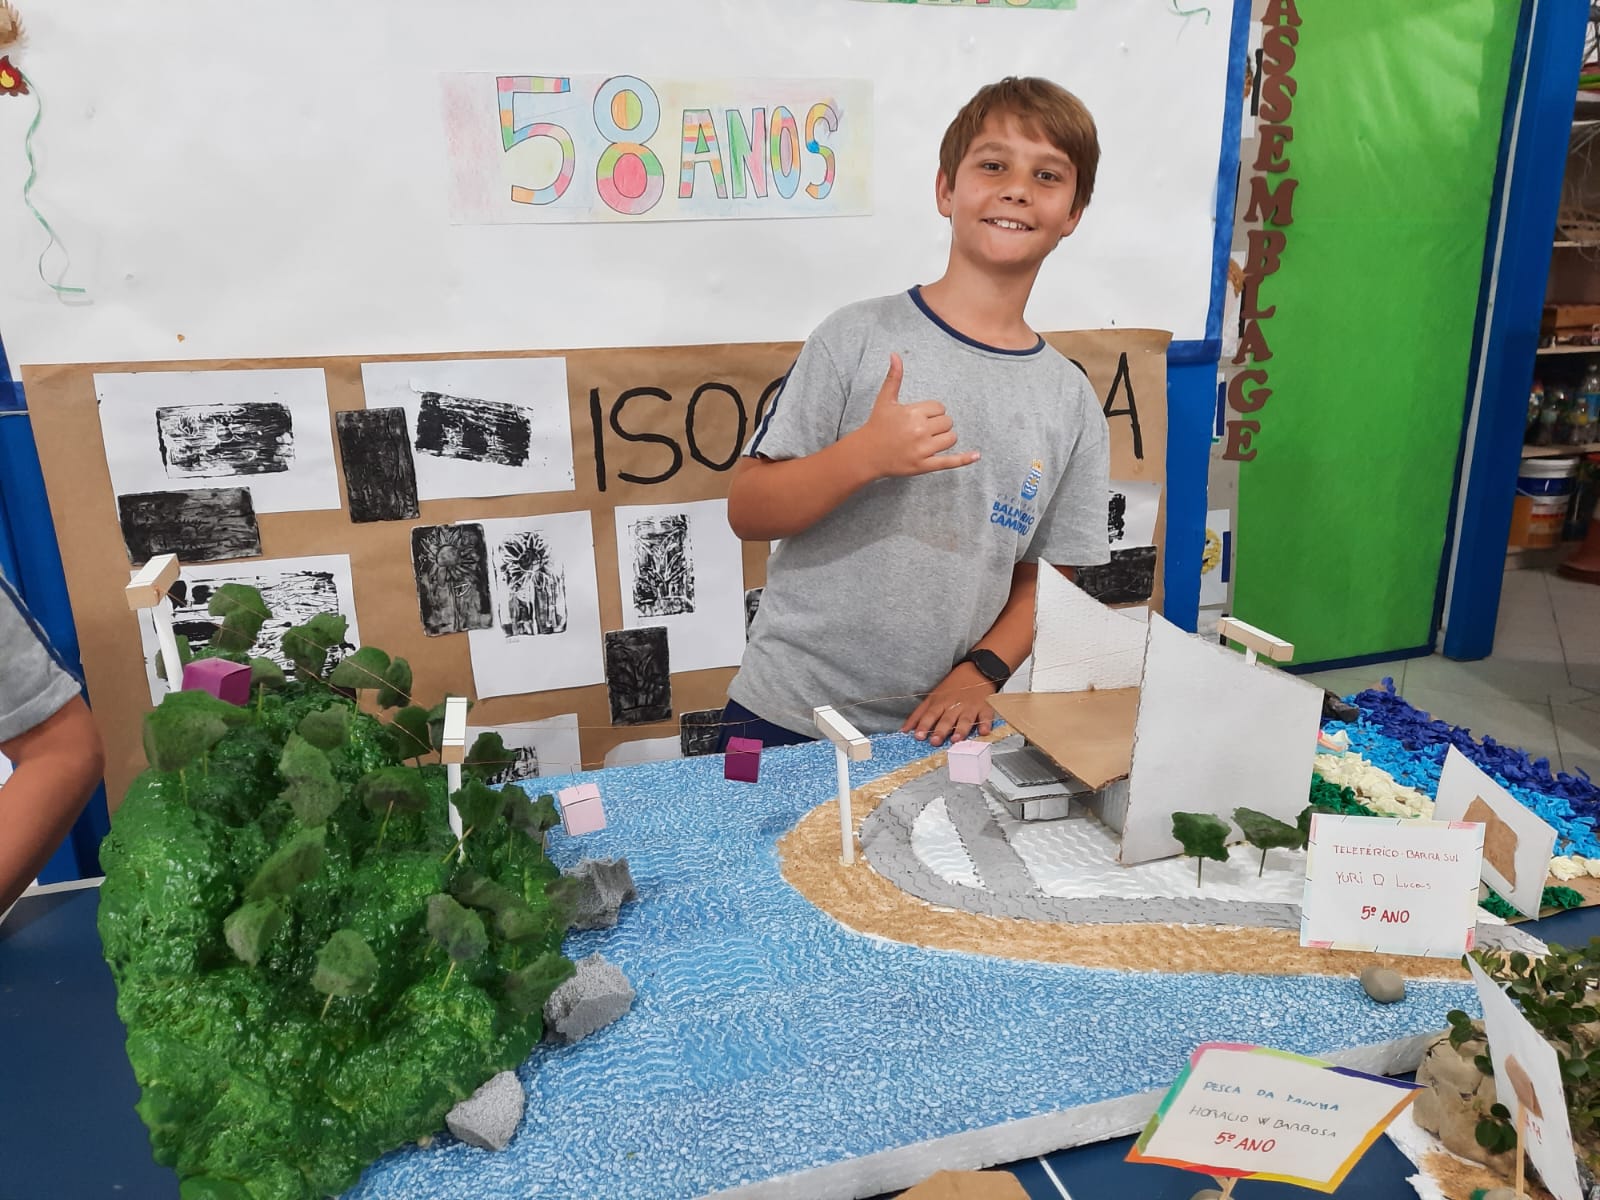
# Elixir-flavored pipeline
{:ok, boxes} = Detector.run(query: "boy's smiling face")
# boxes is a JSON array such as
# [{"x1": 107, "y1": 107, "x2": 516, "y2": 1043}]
[{"x1": 936, "y1": 112, "x2": 1084, "y2": 274}]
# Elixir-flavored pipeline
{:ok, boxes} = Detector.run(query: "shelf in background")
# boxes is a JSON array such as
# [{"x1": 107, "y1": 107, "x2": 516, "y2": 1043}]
[
  {"x1": 1522, "y1": 442, "x2": 1600, "y2": 458},
  {"x1": 1536, "y1": 344, "x2": 1600, "y2": 355}
]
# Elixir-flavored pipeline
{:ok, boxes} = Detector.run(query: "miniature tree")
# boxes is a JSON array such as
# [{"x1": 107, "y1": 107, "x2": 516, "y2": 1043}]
[
  {"x1": 465, "y1": 731, "x2": 510, "y2": 783},
  {"x1": 358, "y1": 765, "x2": 429, "y2": 845},
  {"x1": 389, "y1": 704, "x2": 432, "y2": 763},
  {"x1": 1232, "y1": 806, "x2": 1303, "y2": 877},
  {"x1": 312, "y1": 929, "x2": 380, "y2": 1020},
  {"x1": 427, "y1": 894, "x2": 488, "y2": 989},
  {"x1": 1171, "y1": 811, "x2": 1232, "y2": 886}
]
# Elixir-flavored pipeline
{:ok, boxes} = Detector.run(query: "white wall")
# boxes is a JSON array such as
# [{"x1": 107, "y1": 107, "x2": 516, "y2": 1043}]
[{"x1": 0, "y1": 0, "x2": 1234, "y2": 366}]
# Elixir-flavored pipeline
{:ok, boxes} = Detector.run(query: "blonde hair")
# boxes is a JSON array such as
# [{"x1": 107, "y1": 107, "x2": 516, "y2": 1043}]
[{"x1": 939, "y1": 77, "x2": 1100, "y2": 214}]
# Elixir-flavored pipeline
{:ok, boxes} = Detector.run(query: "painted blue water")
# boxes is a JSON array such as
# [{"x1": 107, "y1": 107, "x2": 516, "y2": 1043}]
[{"x1": 344, "y1": 734, "x2": 1479, "y2": 1200}]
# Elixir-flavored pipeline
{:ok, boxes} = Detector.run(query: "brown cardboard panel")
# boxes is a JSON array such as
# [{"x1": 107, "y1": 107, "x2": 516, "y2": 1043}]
[
  {"x1": 22, "y1": 330, "x2": 1167, "y2": 808},
  {"x1": 896, "y1": 1169, "x2": 1031, "y2": 1200},
  {"x1": 989, "y1": 687, "x2": 1141, "y2": 790}
]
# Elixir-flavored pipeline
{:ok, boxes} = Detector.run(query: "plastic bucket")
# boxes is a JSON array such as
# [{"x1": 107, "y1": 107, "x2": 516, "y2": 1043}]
[
  {"x1": 1517, "y1": 456, "x2": 1581, "y2": 497},
  {"x1": 1526, "y1": 494, "x2": 1570, "y2": 548}
]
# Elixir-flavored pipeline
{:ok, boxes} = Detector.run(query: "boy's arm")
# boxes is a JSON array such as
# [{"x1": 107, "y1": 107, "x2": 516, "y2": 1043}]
[
  {"x1": 727, "y1": 353, "x2": 979, "y2": 541},
  {"x1": 900, "y1": 562, "x2": 1076, "y2": 747},
  {"x1": 0, "y1": 695, "x2": 106, "y2": 913}
]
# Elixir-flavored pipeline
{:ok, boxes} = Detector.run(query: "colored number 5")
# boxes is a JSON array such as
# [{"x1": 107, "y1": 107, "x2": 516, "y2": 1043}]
[
  {"x1": 497, "y1": 76, "x2": 576, "y2": 205},
  {"x1": 497, "y1": 74, "x2": 665, "y2": 216}
]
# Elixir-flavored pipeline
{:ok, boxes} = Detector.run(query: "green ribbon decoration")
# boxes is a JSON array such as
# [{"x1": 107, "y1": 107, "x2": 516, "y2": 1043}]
[{"x1": 18, "y1": 69, "x2": 86, "y2": 297}]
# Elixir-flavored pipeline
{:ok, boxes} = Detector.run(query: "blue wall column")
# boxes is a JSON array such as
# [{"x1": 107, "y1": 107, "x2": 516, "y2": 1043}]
[
  {"x1": 1442, "y1": 0, "x2": 1589, "y2": 660},
  {"x1": 0, "y1": 333, "x2": 109, "y2": 881}
]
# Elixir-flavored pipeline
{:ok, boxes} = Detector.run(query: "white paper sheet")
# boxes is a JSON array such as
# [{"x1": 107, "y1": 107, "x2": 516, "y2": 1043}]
[
  {"x1": 465, "y1": 713, "x2": 583, "y2": 783},
  {"x1": 1468, "y1": 958, "x2": 1584, "y2": 1200},
  {"x1": 137, "y1": 554, "x2": 360, "y2": 704},
  {"x1": 1107, "y1": 480, "x2": 1161, "y2": 549},
  {"x1": 95, "y1": 368, "x2": 340, "y2": 514},
  {"x1": 1120, "y1": 614, "x2": 1322, "y2": 865},
  {"x1": 603, "y1": 736, "x2": 683, "y2": 768},
  {"x1": 1199, "y1": 507, "x2": 1232, "y2": 607},
  {"x1": 467, "y1": 511, "x2": 604, "y2": 698},
  {"x1": 358, "y1": 358, "x2": 575, "y2": 501},
  {"x1": 1030, "y1": 566, "x2": 1147, "y2": 693},
  {"x1": 614, "y1": 498, "x2": 746, "y2": 673},
  {"x1": 1432, "y1": 745, "x2": 1558, "y2": 919}
]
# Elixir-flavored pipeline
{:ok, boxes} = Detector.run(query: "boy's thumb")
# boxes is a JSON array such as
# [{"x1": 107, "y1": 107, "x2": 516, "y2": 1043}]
[{"x1": 874, "y1": 353, "x2": 904, "y2": 406}]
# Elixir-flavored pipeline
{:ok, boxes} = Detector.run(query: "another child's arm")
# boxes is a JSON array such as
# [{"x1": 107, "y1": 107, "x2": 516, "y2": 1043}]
[
  {"x1": 0, "y1": 696, "x2": 105, "y2": 913},
  {"x1": 727, "y1": 353, "x2": 979, "y2": 541},
  {"x1": 900, "y1": 562, "x2": 1075, "y2": 747}
]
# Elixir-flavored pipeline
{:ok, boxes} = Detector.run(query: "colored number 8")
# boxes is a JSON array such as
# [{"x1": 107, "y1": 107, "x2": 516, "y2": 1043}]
[{"x1": 593, "y1": 76, "x2": 665, "y2": 216}]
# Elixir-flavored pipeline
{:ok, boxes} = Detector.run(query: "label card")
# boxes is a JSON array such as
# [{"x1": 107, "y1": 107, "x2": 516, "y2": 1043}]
[
  {"x1": 1301, "y1": 814, "x2": 1484, "y2": 958},
  {"x1": 1432, "y1": 745, "x2": 1557, "y2": 919},
  {"x1": 1126, "y1": 1043, "x2": 1420, "y2": 1191},
  {"x1": 1468, "y1": 958, "x2": 1583, "y2": 1200}
]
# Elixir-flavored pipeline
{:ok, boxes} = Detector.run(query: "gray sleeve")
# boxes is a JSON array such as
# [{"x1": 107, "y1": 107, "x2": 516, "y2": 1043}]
[
  {"x1": 743, "y1": 328, "x2": 851, "y2": 462},
  {"x1": 0, "y1": 578, "x2": 82, "y2": 744},
  {"x1": 1026, "y1": 402, "x2": 1113, "y2": 568}
]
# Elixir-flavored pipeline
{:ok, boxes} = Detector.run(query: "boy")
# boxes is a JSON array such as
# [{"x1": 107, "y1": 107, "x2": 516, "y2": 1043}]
[
  {"x1": 0, "y1": 572, "x2": 105, "y2": 914},
  {"x1": 721, "y1": 77, "x2": 1111, "y2": 751}
]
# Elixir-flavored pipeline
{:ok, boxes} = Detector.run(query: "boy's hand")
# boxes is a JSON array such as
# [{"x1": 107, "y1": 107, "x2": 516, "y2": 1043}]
[
  {"x1": 852, "y1": 353, "x2": 981, "y2": 480},
  {"x1": 901, "y1": 662, "x2": 998, "y2": 748}
]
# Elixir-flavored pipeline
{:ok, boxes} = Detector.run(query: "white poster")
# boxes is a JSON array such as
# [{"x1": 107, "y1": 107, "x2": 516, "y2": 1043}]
[
  {"x1": 1431, "y1": 746, "x2": 1558, "y2": 920},
  {"x1": 1301, "y1": 814, "x2": 1485, "y2": 958},
  {"x1": 358, "y1": 358, "x2": 575, "y2": 501},
  {"x1": 1468, "y1": 957, "x2": 1583, "y2": 1200},
  {"x1": 465, "y1": 713, "x2": 583, "y2": 784},
  {"x1": 614, "y1": 498, "x2": 747, "y2": 673},
  {"x1": 467, "y1": 512, "x2": 604, "y2": 699},
  {"x1": 137, "y1": 554, "x2": 360, "y2": 704},
  {"x1": 95, "y1": 368, "x2": 340, "y2": 514}
]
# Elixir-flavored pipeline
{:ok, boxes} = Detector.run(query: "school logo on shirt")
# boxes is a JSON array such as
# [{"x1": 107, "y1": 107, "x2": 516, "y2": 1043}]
[{"x1": 1020, "y1": 459, "x2": 1043, "y2": 501}]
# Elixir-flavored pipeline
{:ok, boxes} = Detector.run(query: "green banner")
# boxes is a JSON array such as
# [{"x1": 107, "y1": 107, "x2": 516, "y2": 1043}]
[{"x1": 1233, "y1": 0, "x2": 1518, "y2": 663}]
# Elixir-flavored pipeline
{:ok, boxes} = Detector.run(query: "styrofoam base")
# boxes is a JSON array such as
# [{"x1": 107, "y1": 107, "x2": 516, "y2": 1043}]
[{"x1": 709, "y1": 1034, "x2": 1440, "y2": 1200}]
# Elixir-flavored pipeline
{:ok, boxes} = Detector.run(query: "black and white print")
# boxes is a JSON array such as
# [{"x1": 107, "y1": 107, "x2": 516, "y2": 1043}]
[
  {"x1": 468, "y1": 512, "x2": 604, "y2": 699},
  {"x1": 613, "y1": 499, "x2": 747, "y2": 674},
  {"x1": 465, "y1": 715, "x2": 582, "y2": 784},
  {"x1": 743, "y1": 587, "x2": 764, "y2": 638},
  {"x1": 628, "y1": 514, "x2": 695, "y2": 618},
  {"x1": 679, "y1": 708, "x2": 724, "y2": 757},
  {"x1": 156, "y1": 403, "x2": 294, "y2": 478},
  {"x1": 414, "y1": 392, "x2": 533, "y2": 468},
  {"x1": 605, "y1": 627, "x2": 672, "y2": 725},
  {"x1": 358, "y1": 359, "x2": 575, "y2": 502},
  {"x1": 335, "y1": 408, "x2": 419, "y2": 523},
  {"x1": 1077, "y1": 545, "x2": 1158, "y2": 606},
  {"x1": 136, "y1": 554, "x2": 360, "y2": 704},
  {"x1": 117, "y1": 487, "x2": 262, "y2": 563},
  {"x1": 1106, "y1": 481, "x2": 1163, "y2": 548},
  {"x1": 411, "y1": 523, "x2": 494, "y2": 636},
  {"x1": 496, "y1": 530, "x2": 567, "y2": 636},
  {"x1": 95, "y1": 368, "x2": 341, "y2": 514}
]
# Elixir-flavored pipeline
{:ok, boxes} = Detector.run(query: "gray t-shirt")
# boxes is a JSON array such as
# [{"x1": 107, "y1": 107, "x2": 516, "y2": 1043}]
[
  {"x1": 0, "y1": 574, "x2": 81, "y2": 744},
  {"x1": 729, "y1": 288, "x2": 1111, "y2": 736}
]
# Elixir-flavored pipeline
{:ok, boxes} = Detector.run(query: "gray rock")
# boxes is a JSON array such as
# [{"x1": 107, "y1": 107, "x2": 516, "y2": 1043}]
[
  {"x1": 1191, "y1": 1191, "x2": 1225, "y2": 1200},
  {"x1": 544, "y1": 952, "x2": 635, "y2": 1044},
  {"x1": 563, "y1": 857, "x2": 637, "y2": 930},
  {"x1": 1360, "y1": 966, "x2": 1406, "y2": 1004},
  {"x1": 445, "y1": 1070, "x2": 524, "y2": 1151}
]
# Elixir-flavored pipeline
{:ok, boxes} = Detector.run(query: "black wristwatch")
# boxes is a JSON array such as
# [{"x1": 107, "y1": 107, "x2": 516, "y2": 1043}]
[{"x1": 957, "y1": 648, "x2": 1012, "y2": 685}]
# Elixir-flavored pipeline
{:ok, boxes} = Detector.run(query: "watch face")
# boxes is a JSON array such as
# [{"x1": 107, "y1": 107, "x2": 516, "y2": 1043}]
[{"x1": 967, "y1": 650, "x2": 1009, "y2": 683}]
